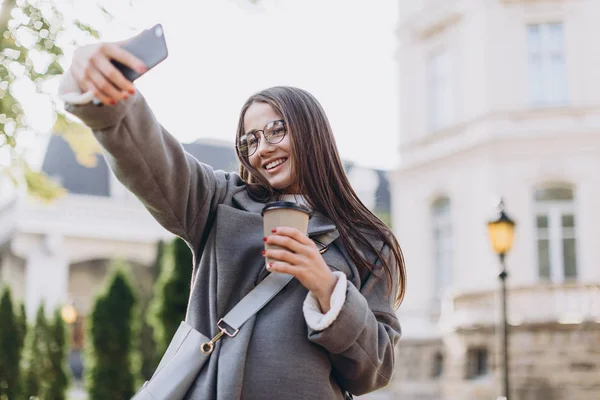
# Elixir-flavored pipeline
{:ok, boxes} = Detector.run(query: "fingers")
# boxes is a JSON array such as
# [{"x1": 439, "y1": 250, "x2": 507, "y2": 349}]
[
  {"x1": 93, "y1": 55, "x2": 136, "y2": 96},
  {"x1": 267, "y1": 261, "x2": 302, "y2": 276},
  {"x1": 265, "y1": 234, "x2": 305, "y2": 254},
  {"x1": 265, "y1": 248, "x2": 301, "y2": 265},
  {"x1": 71, "y1": 62, "x2": 112, "y2": 105},
  {"x1": 101, "y1": 43, "x2": 147, "y2": 75},
  {"x1": 87, "y1": 67, "x2": 123, "y2": 104},
  {"x1": 269, "y1": 227, "x2": 313, "y2": 245},
  {"x1": 69, "y1": 42, "x2": 146, "y2": 106}
]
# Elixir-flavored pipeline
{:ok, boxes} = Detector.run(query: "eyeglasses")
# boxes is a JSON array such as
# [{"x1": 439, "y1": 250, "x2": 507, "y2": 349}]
[{"x1": 237, "y1": 120, "x2": 287, "y2": 157}]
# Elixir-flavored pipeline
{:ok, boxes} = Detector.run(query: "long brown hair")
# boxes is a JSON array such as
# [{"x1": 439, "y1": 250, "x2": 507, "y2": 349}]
[{"x1": 235, "y1": 86, "x2": 406, "y2": 308}]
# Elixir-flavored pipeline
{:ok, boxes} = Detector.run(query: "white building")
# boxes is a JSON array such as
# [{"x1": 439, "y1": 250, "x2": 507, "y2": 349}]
[{"x1": 390, "y1": 0, "x2": 600, "y2": 399}]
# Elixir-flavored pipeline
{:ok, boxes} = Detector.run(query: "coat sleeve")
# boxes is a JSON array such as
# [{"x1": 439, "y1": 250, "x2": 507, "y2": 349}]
[
  {"x1": 62, "y1": 79, "x2": 231, "y2": 246},
  {"x1": 306, "y1": 245, "x2": 402, "y2": 396}
]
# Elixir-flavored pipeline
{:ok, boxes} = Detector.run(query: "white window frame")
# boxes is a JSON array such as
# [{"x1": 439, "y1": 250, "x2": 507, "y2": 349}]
[
  {"x1": 535, "y1": 188, "x2": 577, "y2": 283},
  {"x1": 432, "y1": 197, "x2": 453, "y2": 299},
  {"x1": 527, "y1": 22, "x2": 568, "y2": 107},
  {"x1": 427, "y1": 49, "x2": 453, "y2": 131}
]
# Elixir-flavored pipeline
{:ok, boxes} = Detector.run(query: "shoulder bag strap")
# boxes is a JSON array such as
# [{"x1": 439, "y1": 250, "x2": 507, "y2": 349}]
[{"x1": 200, "y1": 229, "x2": 339, "y2": 354}]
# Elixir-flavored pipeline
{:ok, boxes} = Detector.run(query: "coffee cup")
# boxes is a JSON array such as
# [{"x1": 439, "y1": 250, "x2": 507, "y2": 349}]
[{"x1": 262, "y1": 201, "x2": 311, "y2": 266}]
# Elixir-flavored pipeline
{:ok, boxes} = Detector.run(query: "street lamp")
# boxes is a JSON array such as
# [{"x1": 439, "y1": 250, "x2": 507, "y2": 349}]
[
  {"x1": 487, "y1": 198, "x2": 516, "y2": 400},
  {"x1": 61, "y1": 302, "x2": 78, "y2": 325}
]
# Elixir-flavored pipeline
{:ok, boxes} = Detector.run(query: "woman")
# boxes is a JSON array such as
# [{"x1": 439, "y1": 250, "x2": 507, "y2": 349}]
[{"x1": 60, "y1": 40, "x2": 406, "y2": 399}]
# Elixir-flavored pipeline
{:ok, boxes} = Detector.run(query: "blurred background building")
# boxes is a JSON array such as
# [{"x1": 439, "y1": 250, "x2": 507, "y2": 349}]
[
  {"x1": 2, "y1": 1, "x2": 600, "y2": 399},
  {"x1": 389, "y1": 0, "x2": 600, "y2": 399}
]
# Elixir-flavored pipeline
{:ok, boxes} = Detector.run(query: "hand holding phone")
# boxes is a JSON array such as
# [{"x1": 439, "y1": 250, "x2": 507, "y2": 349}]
[
  {"x1": 112, "y1": 24, "x2": 169, "y2": 82},
  {"x1": 87, "y1": 23, "x2": 168, "y2": 105}
]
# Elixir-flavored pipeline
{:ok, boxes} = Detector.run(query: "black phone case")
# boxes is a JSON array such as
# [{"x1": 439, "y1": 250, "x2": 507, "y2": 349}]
[{"x1": 112, "y1": 24, "x2": 169, "y2": 82}]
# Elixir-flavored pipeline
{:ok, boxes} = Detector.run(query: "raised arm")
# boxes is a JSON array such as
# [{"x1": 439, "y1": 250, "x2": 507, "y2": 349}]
[{"x1": 59, "y1": 42, "x2": 232, "y2": 244}]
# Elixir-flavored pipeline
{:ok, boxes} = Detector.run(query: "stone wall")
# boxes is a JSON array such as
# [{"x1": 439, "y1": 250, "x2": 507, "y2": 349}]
[
  {"x1": 386, "y1": 338, "x2": 444, "y2": 400},
  {"x1": 388, "y1": 323, "x2": 600, "y2": 400},
  {"x1": 509, "y1": 323, "x2": 600, "y2": 400}
]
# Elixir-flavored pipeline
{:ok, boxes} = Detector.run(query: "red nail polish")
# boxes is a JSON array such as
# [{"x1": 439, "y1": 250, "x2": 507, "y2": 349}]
[
  {"x1": 261, "y1": 250, "x2": 265, "y2": 255},
  {"x1": 111, "y1": 100, "x2": 116, "y2": 105},
  {"x1": 129, "y1": 89, "x2": 135, "y2": 95},
  {"x1": 263, "y1": 237, "x2": 267, "y2": 242},
  {"x1": 271, "y1": 228, "x2": 277, "y2": 233}
]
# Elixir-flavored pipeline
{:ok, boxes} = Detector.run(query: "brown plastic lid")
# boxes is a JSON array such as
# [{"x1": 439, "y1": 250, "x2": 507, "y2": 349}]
[{"x1": 261, "y1": 201, "x2": 311, "y2": 216}]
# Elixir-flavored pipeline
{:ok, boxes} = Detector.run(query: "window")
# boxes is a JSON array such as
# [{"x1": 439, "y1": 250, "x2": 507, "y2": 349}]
[
  {"x1": 535, "y1": 186, "x2": 577, "y2": 282},
  {"x1": 527, "y1": 22, "x2": 568, "y2": 106},
  {"x1": 432, "y1": 352, "x2": 444, "y2": 378},
  {"x1": 432, "y1": 197, "x2": 453, "y2": 299},
  {"x1": 427, "y1": 49, "x2": 453, "y2": 131},
  {"x1": 465, "y1": 348, "x2": 488, "y2": 379}
]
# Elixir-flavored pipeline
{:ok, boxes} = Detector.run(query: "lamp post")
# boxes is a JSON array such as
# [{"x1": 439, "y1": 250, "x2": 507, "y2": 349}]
[{"x1": 487, "y1": 198, "x2": 516, "y2": 400}]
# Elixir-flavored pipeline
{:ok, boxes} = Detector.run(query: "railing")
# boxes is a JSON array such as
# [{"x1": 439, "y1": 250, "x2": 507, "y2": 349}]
[{"x1": 440, "y1": 283, "x2": 600, "y2": 330}]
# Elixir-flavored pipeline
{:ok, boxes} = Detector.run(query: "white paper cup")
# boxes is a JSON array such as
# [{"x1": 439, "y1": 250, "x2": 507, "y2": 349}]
[{"x1": 262, "y1": 201, "x2": 311, "y2": 266}]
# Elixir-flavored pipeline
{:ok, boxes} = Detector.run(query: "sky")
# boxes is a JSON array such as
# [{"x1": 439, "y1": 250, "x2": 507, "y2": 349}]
[{"x1": 13, "y1": 0, "x2": 402, "y2": 170}]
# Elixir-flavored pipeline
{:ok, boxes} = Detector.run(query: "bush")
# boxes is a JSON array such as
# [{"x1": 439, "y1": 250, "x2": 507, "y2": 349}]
[
  {"x1": 0, "y1": 286, "x2": 25, "y2": 399},
  {"x1": 45, "y1": 309, "x2": 69, "y2": 400},
  {"x1": 86, "y1": 264, "x2": 137, "y2": 400},
  {"x1": 149, "y1": 238, "x2": 193, "y2": 357},
  {"x1": 22, "y1": 304, "x2": 50, "y2": 399},
  {"x1": 139, "y1": 240, "x2": 165, "y2": 380}
]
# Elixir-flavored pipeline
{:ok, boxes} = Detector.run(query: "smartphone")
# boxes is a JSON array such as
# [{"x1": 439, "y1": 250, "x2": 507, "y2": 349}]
[
  {"x1": 112, "y1": 23, "x2": 169, "y2": 81},
  {"x1": 92, "y1": 24, "x2": 168, "y2": 105}
]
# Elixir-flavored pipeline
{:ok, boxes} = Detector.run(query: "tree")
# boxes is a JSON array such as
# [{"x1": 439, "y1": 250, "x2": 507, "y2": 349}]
[
  {"x1": 0, "y1": 286, "x2": 24, "y2": 399},
  {"x1": 45, "y1": 309, "x2": 69, "y2": 400},
  {"x1": 138, "y1": 240, "x2": 165, "y2": 380},
  {"x1": 0, "y1": 0, "x2": 113, "y2": 201},
  {"x1": 21, "y1": 303, "x2": 50, "y2": 399},
  {"x1": 149, "y1": 237, "x2": 193, "y2": 357},
  {"x1": 86, "y1": 263, "x2": 137, "y2": 400},
  {"x1": 16, "y1": 302, "x2": 27, "y2": 356}
]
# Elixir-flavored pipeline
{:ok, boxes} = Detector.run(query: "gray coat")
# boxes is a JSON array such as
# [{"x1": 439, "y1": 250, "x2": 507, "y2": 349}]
[{"x1": 65, "y1": 92, "x2": 402, "y2": 399}]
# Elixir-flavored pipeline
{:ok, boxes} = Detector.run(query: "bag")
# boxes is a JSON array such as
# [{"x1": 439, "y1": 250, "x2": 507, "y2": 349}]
[
  {"x1": 132, "y1": 230, "x2": 337, "y2": 400},
  {"x1": 132, "y1": 271, "x2": 294, "y2": 400},
  {"x1": 132, "y1": 321, "x2": 212, "y2": 399}
]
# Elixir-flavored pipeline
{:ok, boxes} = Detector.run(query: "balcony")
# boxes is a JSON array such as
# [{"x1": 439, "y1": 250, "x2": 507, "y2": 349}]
[
  {"x1": 6, "y1": 192, "x2": 171, "y2": 243},
  {"x1": 405, "y1": 0, "x2": 464, "y2": 39},
  {"x1": 440, "y1": 283, "x2": 600, "y2": 331}
]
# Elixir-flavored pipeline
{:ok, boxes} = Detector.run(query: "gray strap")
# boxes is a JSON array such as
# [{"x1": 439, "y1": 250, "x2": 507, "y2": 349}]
[{"x1": 221, "y1": 271, "x2": 294, "y2": 332}]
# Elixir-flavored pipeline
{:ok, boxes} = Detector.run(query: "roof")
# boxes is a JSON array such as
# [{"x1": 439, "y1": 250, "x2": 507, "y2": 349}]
[{"x1": 41, "y1": 135, "x2": 390, "y2": 214}]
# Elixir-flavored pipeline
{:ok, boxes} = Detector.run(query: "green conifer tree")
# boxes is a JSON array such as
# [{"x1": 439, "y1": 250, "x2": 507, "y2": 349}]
[
  {"x1": 139, "y1": 240, "x2": 165, "y2": 380},
  {"x1": 86, "y1": 264, "x2": 137, "y2": 400},
  {"x1": 0, "y1": 286, "x2": 24, "y2": 399},
  {"x1": 16, "y1": 302, "x2": 27, "y2": 352},
  {"x1": 149, "y1": 237, "x2": 193, "y2": 357},
  {"x1": 22, "y1": 303, "x2": 50, "y2": 399},
  {"x1": 44, "y1": 309, "x2": 69, "y2": 400}
]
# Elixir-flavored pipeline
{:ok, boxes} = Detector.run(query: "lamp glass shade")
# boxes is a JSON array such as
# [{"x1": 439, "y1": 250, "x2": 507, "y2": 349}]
[
  {"x1": 487, "y1": 220, "x2": 515, "y2": 255},
  {"x1": 61, "y1": 304, "x2": 78, "y2": 324}
]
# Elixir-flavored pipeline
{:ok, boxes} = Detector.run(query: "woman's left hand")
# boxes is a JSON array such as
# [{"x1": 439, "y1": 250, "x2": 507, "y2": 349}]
[{"x1": 264, "y1": 227, "x2": 338, "y2": 312}]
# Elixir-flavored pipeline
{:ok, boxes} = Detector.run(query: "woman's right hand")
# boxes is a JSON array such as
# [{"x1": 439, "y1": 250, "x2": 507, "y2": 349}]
[{"x1": 68, "y1": 42, "x2": 148, "y2": 106}]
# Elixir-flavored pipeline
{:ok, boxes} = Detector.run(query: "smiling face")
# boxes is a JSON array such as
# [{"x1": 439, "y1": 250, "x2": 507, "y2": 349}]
[{"x1": 243, "y1": 101, "x2": 298, "y2": 193}]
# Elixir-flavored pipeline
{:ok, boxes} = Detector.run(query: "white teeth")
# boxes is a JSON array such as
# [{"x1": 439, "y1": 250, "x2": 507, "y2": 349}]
[{"x1": 265, "y1": 159, "x2": 286, "y2": 170}]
